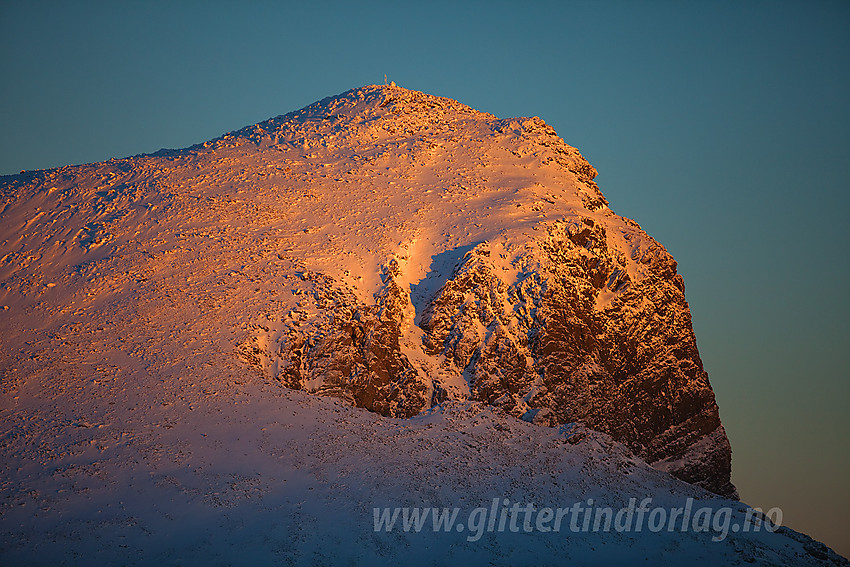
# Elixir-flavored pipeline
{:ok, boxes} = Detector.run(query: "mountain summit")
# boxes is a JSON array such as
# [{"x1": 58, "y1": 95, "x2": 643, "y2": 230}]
[
  {"x1": 230, "y1": 84, "x2": 736, "y2": 498},
  {"x1": 2, "y1": 84, "x2": 733, "y2": 496},
  {"x1": 16, "y1": 85, "x2": 850, "y2": 564}
]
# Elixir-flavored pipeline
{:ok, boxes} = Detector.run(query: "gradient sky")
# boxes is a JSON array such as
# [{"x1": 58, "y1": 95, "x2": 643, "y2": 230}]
[{"x1": 2, "y1": 0, "x2": 848, "y2": 557}]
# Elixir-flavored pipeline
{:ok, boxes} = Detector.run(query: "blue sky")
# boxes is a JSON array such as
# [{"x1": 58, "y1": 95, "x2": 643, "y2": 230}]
[{"x1": 2, "y1": 0, "x2": 848, "y2": 556}]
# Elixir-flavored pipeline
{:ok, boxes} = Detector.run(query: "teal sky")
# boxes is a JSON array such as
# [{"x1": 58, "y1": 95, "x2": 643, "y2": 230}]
[{"x1": 2, "y1": 0, "x2": 848, "y2": 556}]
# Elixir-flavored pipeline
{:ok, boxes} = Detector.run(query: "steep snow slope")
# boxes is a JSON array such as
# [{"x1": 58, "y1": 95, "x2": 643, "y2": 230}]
[{"x1": 1, "y1": 85, "x2": 845, "y2": 564}]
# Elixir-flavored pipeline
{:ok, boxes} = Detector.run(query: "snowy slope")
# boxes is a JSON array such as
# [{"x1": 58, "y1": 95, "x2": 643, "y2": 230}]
[
  {"x1": 1, "y1": 84, "x2": 846, "y2": 565},
  {"x1": 1, "y1": 388, "x2": 843, "y2": 566}
]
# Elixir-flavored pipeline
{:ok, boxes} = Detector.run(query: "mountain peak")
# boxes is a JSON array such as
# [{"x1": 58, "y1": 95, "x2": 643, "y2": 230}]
[
  {"x1": 2, "y1": 85, "x2": 733, "y2": 505},
  {"x1": 223, "y1": 84, "x2": 492, "y2": 148},
  {"x1": 11, "y1": 84, "x2": 850, "y2": 563},
  {"x1": 209, "y1": 85, "x2": 601, "y2": 212},
  {"x1": 156, "y1": 86, "x2": 727, "y2": 496}
]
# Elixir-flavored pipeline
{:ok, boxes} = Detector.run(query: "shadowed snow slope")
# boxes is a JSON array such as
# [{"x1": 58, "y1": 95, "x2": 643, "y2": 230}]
[{"x1": 1, "y1": 85, "x2": 845, "y2": 565}]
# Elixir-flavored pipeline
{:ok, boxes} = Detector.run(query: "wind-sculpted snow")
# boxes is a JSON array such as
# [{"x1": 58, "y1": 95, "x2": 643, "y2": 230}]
[{"x1": 5, "y1": 84, "x2": 842, "y2": 563}]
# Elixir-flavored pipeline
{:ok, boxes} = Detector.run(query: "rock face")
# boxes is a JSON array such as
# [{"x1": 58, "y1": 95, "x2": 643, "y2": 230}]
[
  {"x1": 230, "y1": 85, "x2": 736, "y2": 498},
  {"x1": 418, "y1": 225, "x2": 736, "y2": 498},
  {"x1": 268, "y1": 265, "x2": 429, "y2": 418}
]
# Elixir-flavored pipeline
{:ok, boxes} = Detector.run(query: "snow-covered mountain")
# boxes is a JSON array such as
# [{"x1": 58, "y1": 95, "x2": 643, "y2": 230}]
[{"x1": 1, "y1": 85, "x2": 845, "y2": 565}]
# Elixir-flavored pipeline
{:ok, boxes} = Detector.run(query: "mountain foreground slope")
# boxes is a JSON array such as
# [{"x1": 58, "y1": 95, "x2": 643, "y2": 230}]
[{"x1": 1, "y1": 85, "x2": 845, "y2": 565}]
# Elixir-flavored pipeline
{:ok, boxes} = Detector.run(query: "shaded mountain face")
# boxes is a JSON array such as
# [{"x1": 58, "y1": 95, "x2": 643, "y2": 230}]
[{"x1": 0, "y1": 85, "x2": 734, "y2": 498}]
